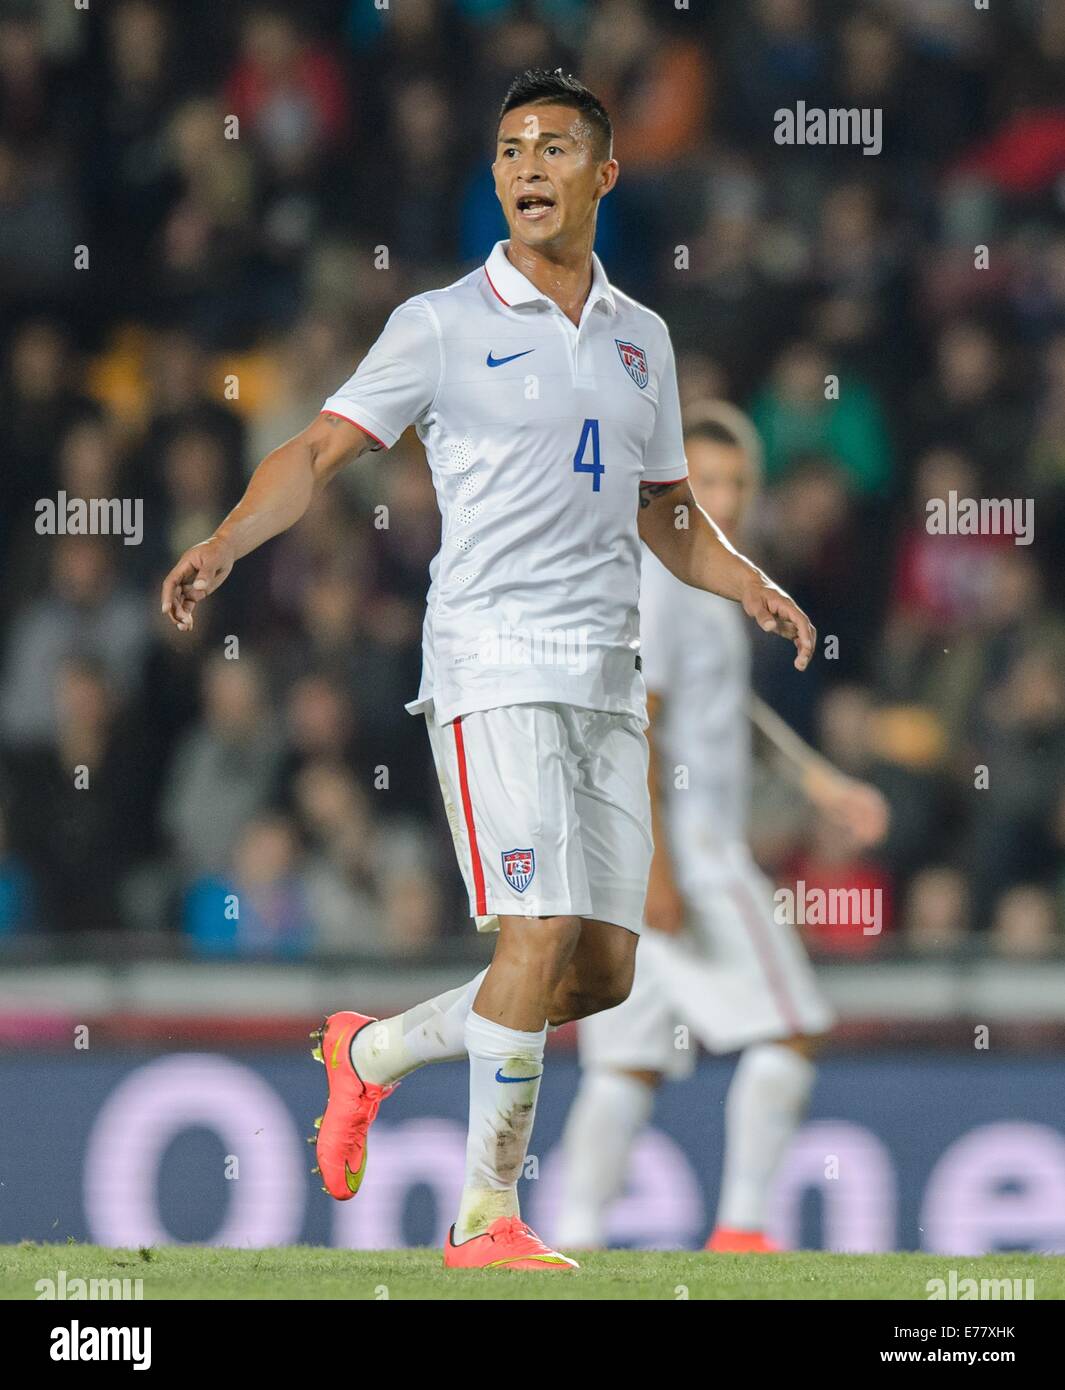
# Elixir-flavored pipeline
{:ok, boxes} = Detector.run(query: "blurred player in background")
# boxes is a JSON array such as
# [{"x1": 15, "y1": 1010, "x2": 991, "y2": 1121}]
[
  {"x1": 161, "y1": 72, "x2": 816, "y2": 1272},
  {"x1": 556, "y1": 404, "x2": 889, "y2": 1253}
]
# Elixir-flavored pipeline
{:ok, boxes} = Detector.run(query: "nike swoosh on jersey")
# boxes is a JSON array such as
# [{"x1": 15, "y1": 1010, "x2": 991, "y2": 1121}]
[{"x1": 486, "y1": 349, "x2": 535, "y2": 367}]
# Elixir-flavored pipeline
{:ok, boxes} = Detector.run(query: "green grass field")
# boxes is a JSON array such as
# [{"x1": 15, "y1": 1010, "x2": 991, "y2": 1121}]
[{"x1": 2, "y1": 1244, "x2": 1062, "y2": 1300}]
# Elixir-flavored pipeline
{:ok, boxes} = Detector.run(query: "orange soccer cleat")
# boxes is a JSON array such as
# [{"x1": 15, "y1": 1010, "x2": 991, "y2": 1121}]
[
  {"x1": 310, "y1": 1011, "x2": 395, "y2": 1200},
  {"x1": 444, "y1": 1217, "x2": 580, "y2": 1271},
  {"x1": 706, "y1": 1227, "x2": 780, "y2": 1254}
]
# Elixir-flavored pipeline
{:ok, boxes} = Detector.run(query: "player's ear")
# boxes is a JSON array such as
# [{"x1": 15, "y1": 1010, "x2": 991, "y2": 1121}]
[{"x1": 597, "y1": 158, "x2": 619, "y2": 200}]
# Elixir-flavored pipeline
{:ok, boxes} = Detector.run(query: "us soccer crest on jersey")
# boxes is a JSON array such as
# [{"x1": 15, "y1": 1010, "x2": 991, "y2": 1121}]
[{"x1": 615, "y1": 339, "x2": 648, "y2": 388}]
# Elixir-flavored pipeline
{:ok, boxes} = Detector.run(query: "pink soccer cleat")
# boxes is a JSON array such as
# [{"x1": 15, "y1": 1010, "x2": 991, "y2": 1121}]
[
  {"x1": 444, "y1": 1216, "x2": 579, "y2": 1271},
  {"x1": 310, "y1": 1011, "x2": 395, "y2": 1199}
]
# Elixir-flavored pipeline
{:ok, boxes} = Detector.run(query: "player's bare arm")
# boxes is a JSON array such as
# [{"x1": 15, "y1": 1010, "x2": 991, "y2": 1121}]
[
  {"x1": 160, "y1": 412, "x2": 374, "y2": 631},
  {"x1": 637, "y1": 479, "x2": 816, "y2": 671},
  {"x1": 643, "y1": 689, "x2": 686, "y2": 935},
  {"x1": 748, "y1": 694, "x2": 890, "y2": 849}
]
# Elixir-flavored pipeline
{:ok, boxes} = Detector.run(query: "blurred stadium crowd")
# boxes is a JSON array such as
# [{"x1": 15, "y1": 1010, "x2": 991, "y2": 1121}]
[{"x1": 0, "y1": 0, "x2": 1063, "y2": 959}]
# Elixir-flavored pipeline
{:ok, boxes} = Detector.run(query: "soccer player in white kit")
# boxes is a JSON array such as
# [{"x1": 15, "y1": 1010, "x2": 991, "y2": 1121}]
[
  {"x1": 555, "y1": 403, "x2": 889, "y2": 1254},
  {"x1": 160, "y1": 71, "x2": 816, "y2": 1272}
]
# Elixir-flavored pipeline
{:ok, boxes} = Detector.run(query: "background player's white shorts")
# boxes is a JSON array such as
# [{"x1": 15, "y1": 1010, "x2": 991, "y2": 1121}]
[
  {"x1": 425, "y1": 702, "x2": 653, "y2": 935},
  {"x1": 579, "y1": 837, "x2": 835, "y2": 1072}
]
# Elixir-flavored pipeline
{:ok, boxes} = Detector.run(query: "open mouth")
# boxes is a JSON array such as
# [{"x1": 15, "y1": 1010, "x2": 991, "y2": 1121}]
[{"x1": 516, "y1": 194, "x2": 556, "y2": 221}]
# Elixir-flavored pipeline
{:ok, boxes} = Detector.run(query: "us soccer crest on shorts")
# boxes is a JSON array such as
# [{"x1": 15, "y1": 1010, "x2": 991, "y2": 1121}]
[
  {"x1": 501, "y1": 848, "x2": 535, "y2": 893},
  {"x1": 615, "y1": 339, "x2": 648, "y2": 388}
]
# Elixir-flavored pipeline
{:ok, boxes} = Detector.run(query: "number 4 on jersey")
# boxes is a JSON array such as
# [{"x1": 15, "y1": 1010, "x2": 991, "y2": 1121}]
[{"x1": 573, "y1": 418, "x2": 603, "y2": 492}]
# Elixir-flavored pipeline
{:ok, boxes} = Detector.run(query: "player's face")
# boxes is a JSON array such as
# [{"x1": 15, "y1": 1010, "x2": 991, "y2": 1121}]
[
  {"x1": 687, "y1": 439, "x2": 756, "y2": 541},
  {"x1": 493, "y1": 102, "x2": 616, "y2": 249}
]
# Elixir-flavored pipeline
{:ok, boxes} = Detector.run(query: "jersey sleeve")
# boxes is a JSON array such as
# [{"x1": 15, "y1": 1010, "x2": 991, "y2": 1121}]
[
  {"x1": 642, "y1": 328, "x2": 688, "y2": 484},
  {"x1": 321, "y1": 298, "x2": 441, "y2": 449},
  {"x1": 638, "y1": 547, "x2": 681, "y2": 697}
]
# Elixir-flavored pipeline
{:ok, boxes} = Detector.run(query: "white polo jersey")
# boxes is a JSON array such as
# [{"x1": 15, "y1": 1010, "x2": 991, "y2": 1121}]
[
  {"x1": 639, "y1": 544, "x2": 751, "y2": 850},
  {"x1": 321, "y1": 240, "x2": 687, "y2": 727}
]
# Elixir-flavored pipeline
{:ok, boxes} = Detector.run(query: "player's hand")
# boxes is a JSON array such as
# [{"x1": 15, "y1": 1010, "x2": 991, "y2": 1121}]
[
  {"x1": 740, "y1": 575, "x2": 816, "y2": 671},
  {"x1": 160, "y1": 536, "x2": 235, "y2": 631},
  {"x1": 644, "y1": 863, "x2": 686, "y2": 935},
  {"x1": 815, "y1": 775, "x2": 890, "y2": 849}
]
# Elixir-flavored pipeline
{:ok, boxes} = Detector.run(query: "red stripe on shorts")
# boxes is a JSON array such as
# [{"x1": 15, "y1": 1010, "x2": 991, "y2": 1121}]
[
  {"x1": 727, "y1": 874, "x2": 802, "y2": 1036},
  {"x1": 452, "y1": 716, "x2": 487, "y2": 916}
]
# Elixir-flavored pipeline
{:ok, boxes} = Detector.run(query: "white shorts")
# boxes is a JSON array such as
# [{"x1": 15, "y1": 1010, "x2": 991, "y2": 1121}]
[
  {"x1": 425, "y1": 702, "x2": 653, "y2": 935},
  {"x1": 579, "y1": 839, "x2": 835, "y2": 1072}
]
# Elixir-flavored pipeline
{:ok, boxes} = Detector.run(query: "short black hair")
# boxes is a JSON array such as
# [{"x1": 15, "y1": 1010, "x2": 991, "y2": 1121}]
[{"x1": 499, "y1": 68, "x2": 612, "y2": 158}]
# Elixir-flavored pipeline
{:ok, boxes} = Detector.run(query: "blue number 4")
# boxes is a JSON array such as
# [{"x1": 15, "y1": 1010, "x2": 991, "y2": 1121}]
[{"x1": 573, "y1": 418, "x2": 603, "y2": 492}]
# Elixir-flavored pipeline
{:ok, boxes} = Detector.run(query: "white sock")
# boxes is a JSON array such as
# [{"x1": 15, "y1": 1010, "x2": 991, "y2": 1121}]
[
  {"x1": 351, "y1": 969, "x2": 488, "y2": 1087},
  {"x1": 454, "y1": 1010, "x2": 546, "y2": 1242},
  {"x1": 555, "y1": 1069, "x2": 655, "y2": 1248},
  {"x1": 715, "y1": 1042, "x2": 815, "y2": 1232}
]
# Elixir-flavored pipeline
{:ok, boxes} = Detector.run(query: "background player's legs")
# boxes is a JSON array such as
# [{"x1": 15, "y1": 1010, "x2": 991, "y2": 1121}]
[
  {"x1": 558, "y1": 1031, "x2": 824, "y2": 1253},
  {"x1": 650, "y1": 852, "x2": 834, "y2": 1249},
  {"x1": 555, "y1": 875, "x2": 834, "y2": 1251},
  {"x1": 555, "y1": 1067, "x2": 659, "y2": 1248},
  {"x1": 710, "y1": 1032, "x2": 823, "y2": 1248}
]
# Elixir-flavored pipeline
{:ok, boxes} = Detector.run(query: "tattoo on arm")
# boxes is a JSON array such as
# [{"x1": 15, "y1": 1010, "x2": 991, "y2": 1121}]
[
  {"x1": 639, "y1": 480, "x2": 684, "y2": 509},
  {"x1": 318, "y1": 411, "x2": 382, "y2": 461}
]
